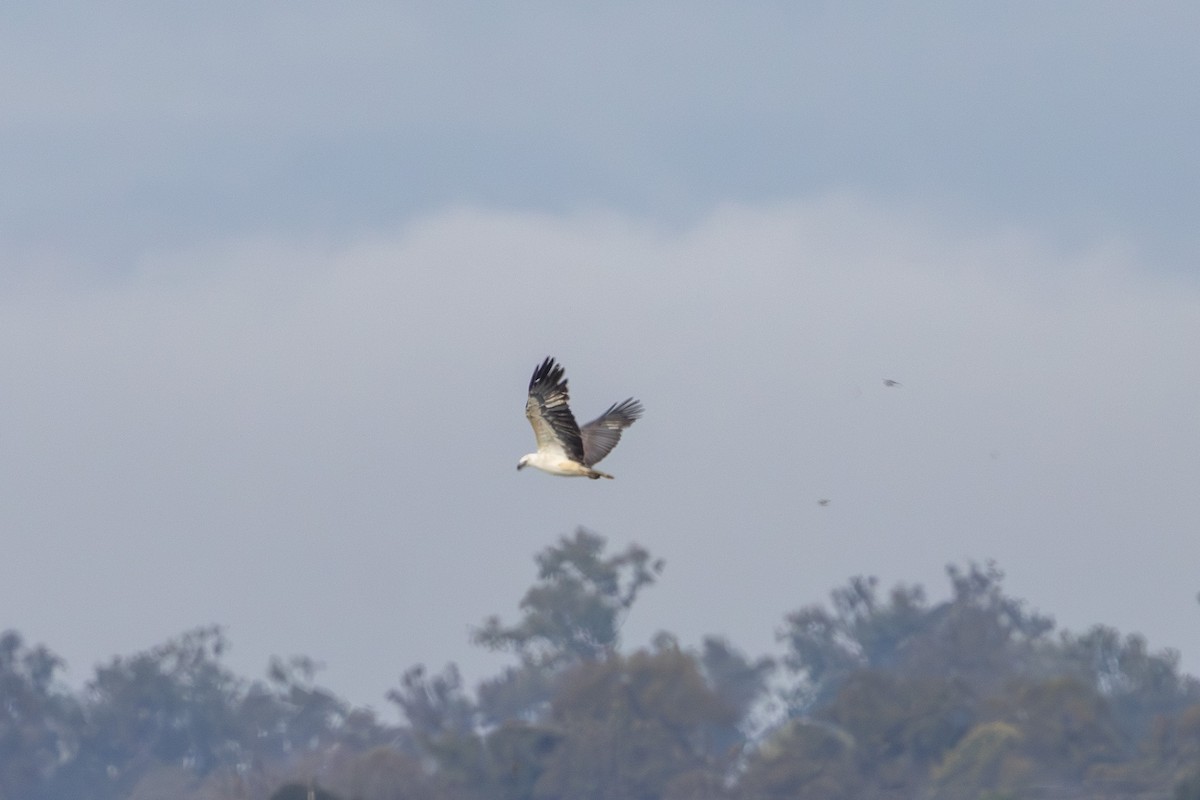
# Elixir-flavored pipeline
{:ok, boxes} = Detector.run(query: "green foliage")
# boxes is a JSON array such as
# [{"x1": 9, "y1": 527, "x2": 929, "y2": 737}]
[
  {"x1": 821, "y1": 671, "x2": 973, "y2": 769},
  {"x1": 269, "y1": 782, "x2": 343, "y2": 800},
  {"x1": 3, "y1": 537, "x2": 1199, "y2": 800},
  {"x1": 389, "y1": 663, "x2": 476, "y2": 740},
  {"x1": 1058, "y1": 625, "x2": 1200, "y2": 741},
  {"x1": 739, "y1": 719, "x2": 861, "y2": 800},
  {"x1": 700, "y1": 637, "x2": 774, "y2": 717},
  {"x1": 472, "y1": 529, "x2": 665, "y2": 732},
  {"x1": 27, "y1": 625, "x2": 394, "y2": 800},
  {"x1": 484, "y1": 722, "x2": 563, "y2": 800},
  {"x1": 990, "y1": 676, "x2": 1123, "y2": 782},
  {"x1": 534, "y1": 641, "x2": 738, "y2": 800},
  {"x1": 476, "y1": 662, "x2": 556, "y2": 727},
  {"x1": 473, "y1": 529, "x2": 663, "y2": 667},
  {"x1": 778, "y1": 562, "x2": 1056, "y2": 716},
  {"x1": 904, "y1": 562, "x2": 1054, "y2": 692},
  {"x1": 1177, "y1": 770, "x2": 1200, "y2": 800},
  {"x1": 698, "y1": 636, "x2": 775, "y2": 754},
  {"x1": 0, "y1": 630, "x2": 81, "y2": 800},
  {"x1": 1167, "y1": 704, "x2": 1200, "y2": 765},
  {"x1": 80, "y1": 625, "x2": 245, "y2": 789},
  {"x1": 387, "y1": 664, "x2": 490, "y2": 796},
  {"x1": 334, "y1": 746, "x2": 438, "y2": 800},
  {"x1": 929, "y1": 721, "x2": 1031, "y2": 799},
  {"x1": 778, "y1": 575, "x2": 927, "y2": 710}
]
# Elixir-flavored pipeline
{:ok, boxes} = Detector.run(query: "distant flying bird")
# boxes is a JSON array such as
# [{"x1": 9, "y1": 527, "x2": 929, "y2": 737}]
[
  {"x1": 818, "y1": 498, "x2": 831, "y2": 506},
  {"x1": 883, "y1": 379, "x2": 902, "y2": 387},
  {"x1": 517, "y1": 357, "x2": 644, "y2": 479}
]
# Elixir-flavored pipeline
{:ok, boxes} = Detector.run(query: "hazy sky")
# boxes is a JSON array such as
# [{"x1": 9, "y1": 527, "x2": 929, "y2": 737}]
[{"x1": 3, "y1": 4, "x2": 1199, "y2": 712}]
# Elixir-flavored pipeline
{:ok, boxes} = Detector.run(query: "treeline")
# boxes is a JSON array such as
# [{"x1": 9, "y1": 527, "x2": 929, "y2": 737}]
[{"x1": 4, "y1": 529, "x2": 1200, "y2": 800}]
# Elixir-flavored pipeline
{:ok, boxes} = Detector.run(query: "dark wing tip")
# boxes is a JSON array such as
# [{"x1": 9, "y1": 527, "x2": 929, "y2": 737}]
[
  {"x1": 529, "y1": 356, "x2": 567, "y2": 393},
  {"x1": 605, "y1": 397, "x2": 644, "y2": 423}
]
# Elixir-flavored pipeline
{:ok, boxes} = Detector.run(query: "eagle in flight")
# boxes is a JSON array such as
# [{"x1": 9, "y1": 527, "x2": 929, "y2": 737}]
[{"x1": 517, "y1": 357, "x2": 643, "y2": 479}]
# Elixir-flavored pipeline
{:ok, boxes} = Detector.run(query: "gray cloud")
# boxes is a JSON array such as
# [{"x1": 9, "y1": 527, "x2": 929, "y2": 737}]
[{"x1": 2, "y1": 4, "x2": 1198, "y2": 273}]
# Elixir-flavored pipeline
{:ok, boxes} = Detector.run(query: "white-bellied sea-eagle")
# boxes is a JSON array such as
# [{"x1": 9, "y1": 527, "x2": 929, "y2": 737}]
[{"x1": 517, "y1": 356, "x2": 643, "y2": 479}]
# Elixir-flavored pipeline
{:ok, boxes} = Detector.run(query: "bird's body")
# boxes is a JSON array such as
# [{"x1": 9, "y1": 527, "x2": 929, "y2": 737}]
[
  {"x1": 519, "y1": 450, "x2": 607, "y2": 478},
  {"x1": 518, "y1": 357, "x2": 643, "y2": 479}
]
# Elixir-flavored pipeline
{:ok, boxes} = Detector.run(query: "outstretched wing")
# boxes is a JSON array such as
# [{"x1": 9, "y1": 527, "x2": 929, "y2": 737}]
[
  {"x1": 525, "y1": 357, "x2": 585, "y2": 463},
  {"x1": 580, "y1": 398, "x2": 643, "y2": 466}
]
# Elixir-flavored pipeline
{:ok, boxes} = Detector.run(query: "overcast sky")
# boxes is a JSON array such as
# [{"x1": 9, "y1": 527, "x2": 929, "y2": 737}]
[{"x1": 2, "y1": 4, "x2": 1199, "y2": 713}]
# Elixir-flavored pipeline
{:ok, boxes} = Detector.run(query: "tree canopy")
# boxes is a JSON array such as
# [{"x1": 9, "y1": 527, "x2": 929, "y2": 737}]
[{"x1": 3, "y1": 529, "x2": 1199, "y2": 800}]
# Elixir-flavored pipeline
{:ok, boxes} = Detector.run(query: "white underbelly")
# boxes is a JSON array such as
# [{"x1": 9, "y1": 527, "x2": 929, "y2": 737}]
[{"x1": 532, "y1": 455, "x2": 588, "y2": 476}]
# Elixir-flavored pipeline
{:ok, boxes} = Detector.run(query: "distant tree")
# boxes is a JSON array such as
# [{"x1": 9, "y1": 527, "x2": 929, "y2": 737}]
[
  {"x1": 1177, "y1": 770, "x2": 1200, "y2": 800},
  {"x1": 269, "y1": 780, "x2": 344, "y2": 800},
  {"x1": 990, "y1": 676, "x2": 1123, "y2": 782},
  {"x1": 943, "y1": 561, "x2": 1055, "y2": 642},
  {"x1": 737, "y1": 719, "x2": 861, "y2": 800},
  {"x1": 44, "y1": 626, "x2": 392, "y2": 800},
  {"x1": 698, "y1": 636, "x2": 775, "y2": 753},
  {"x1": 330, "y1": 746, "x2": 439, "y2": 800},
  {"x1": 473, "y1": 529, "x2": 663, "y2": 726},
  {"x1": 534, "y1": 639, "x2": 738, "y2": 800},
  {"x1": 476, "y1": 663, "x2": 556, "y2": 727},
  {"x1": 237, "y1": 653, "x2": 393, "y2": 771},
  {"x1": 12, "y1": 539, "x2": 1199, "y2": 800},
  {"x1": 258, "y1": 655, "x2": 381, "y2": 755},
  {"x1": 778, "y1": 574, "x2": 931, "y2": 710},
  {"x1": 928, "y1": 721, "x2": 1032, "y2": 800},
  {"x1": 778, "y1": 562, "x2": 1054, "y2": 713},
  {"x1": 901, "y1": 562, "x2": 1054, "y2": 695},
  {"x1": 663, "y1": 769, "x2": 730, "y2": 800},
  {"x1": 819, "y1": 670, "x2": 974, "y2": 793},
  {"x1": 0, "y1": 630, "x2": 81, "y2": 800},
  {"x1": 473, "y1": 529, "x2": 663, "y2": 668},
  {"x1": 124, "y1": 764, "x2": 204, "y2": 800},
  {"x1": 1165, "y1": 704, "x2": 1200, "y2": 772},
  {"x1": 68, "y1": 625, "x2": 245, "y2": 796},
  {"x1": 484, "y1": 722, "x2": 563, "y2": 800},
  {"x1": 1057, "y1": 625, "x2": 1200, "y2": 742},
  {"x1": 699, "y1": 637, "x2": 775, "y2": 722},
  {"x1": 388, "y1": 663, "x2": 489, "y2": 794},
  {"x1": 389, "y1": 664, "x2": 476, "y2": 741}
]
